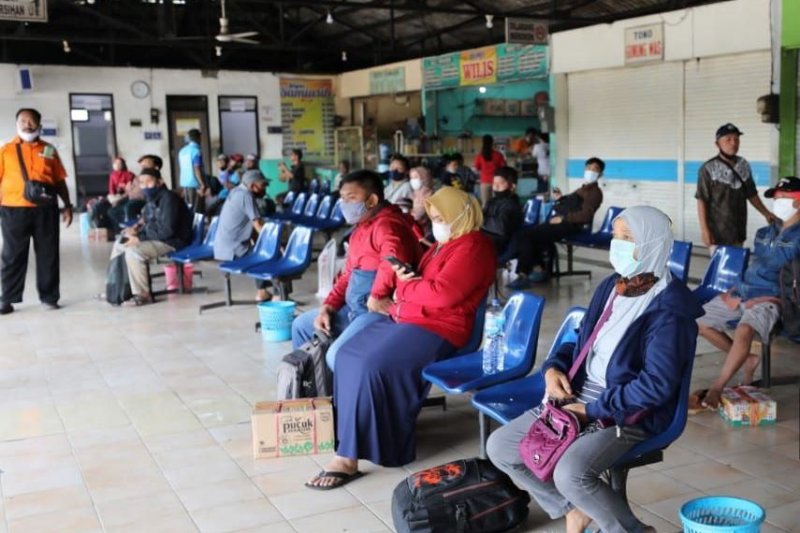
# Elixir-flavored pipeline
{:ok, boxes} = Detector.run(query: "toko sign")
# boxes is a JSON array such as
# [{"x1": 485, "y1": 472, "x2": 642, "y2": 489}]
[
  {"x1": 624, "y1": 23, "x2": 664, "y2": 64},
  {"x1": 0, "y1": 0, "x2": 47, "y2": 22}
]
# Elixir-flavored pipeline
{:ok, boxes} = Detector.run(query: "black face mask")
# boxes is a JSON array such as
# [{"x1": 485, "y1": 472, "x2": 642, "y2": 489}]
[{"x1": 493, "y1": 189, "x2": 512, "y2": 198}]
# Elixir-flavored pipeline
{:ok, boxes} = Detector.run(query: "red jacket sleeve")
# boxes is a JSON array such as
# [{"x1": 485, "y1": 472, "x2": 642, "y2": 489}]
[
  {"x1": 474, "y1": 155, "x2": 483, "y2": 171},
  {"x1": 108, "y1": 173, "x2": 116, "y2": 195},
  {"x1": 323, "y1": 255, "x2": 352, "y2": 311},
  {"x1": 370, "y1": 217, "x2": 419, "y2": 300},
  {"x1": 495, "y1": 151, "x2": 506, "y2": 167},
  {"x1": 395, "y1": 237, "x2": 495, "y2": 307}
]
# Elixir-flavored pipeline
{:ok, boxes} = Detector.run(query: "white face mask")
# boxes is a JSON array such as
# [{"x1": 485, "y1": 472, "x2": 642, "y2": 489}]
[
  {"x1": 583, "y1": 170, "x2": 599, "y2": 183},
  {"x1": 432, "y1": 222, "x2": 451, "y2": 243},
  {"x1": 773, "y1": 198, "x2": 799, "y2": 223},
  {"x1": 17, "y1": 126, "x2": 41, "y2": 142},
  {"x1": 410, "y1": 177, "x2": 422, "y2": 191}
]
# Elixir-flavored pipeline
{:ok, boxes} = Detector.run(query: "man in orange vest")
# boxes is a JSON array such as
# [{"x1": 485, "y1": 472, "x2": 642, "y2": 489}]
[{"x1": 0, "y1": 108, "x2": 73, "y2": 314}]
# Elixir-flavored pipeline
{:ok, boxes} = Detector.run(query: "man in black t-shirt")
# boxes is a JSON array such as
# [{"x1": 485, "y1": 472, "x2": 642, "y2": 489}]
[
  {"x1": 695, "y1": 123, "x2": 777, "y2": 252},
  {"x1": 279, "y1": 148, "x2": 307, "y2": 194}
]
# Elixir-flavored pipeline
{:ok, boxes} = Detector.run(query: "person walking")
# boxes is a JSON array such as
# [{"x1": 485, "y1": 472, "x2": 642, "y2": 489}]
[
  {"x1": 178, "y1": 128, "x2": 207, "y2": 212},
  {"x1": 0, "y1": 108, "x2": 73, "y2": 314}
]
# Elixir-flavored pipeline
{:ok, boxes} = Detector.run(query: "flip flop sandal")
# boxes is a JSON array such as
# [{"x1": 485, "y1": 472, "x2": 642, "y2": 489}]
[{"x1": 305, "y1": 470, "x2": 364, "y2": 491}]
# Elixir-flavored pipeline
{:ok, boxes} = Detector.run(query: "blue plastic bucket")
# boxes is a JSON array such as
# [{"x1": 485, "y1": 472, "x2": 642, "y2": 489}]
[
  {"x1": 679, "y1": 496, "x2": 765, "y2": 533},
  {"x1": 79, "y1": 212, "x2": 91, "y2": 239},
  {"x1": 258, "y1": 301, "x2": 296, "y2": 342}
]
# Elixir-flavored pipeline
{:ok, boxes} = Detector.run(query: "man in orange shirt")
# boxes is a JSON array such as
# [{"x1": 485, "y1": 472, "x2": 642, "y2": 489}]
[
  {"x1": 0, "y1": 108, "x2": 73, "y2": 314},
  {"x1": 511, "y1": 127, "x2": 538, "y2": 156}
]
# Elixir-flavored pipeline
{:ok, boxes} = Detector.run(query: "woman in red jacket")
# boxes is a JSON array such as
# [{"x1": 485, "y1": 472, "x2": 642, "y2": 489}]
[
  {"x1": 474, "y1": 134, "x2": 506, "y2": 207},
  {"x1": 306, "y1": 187, "x2": 497, "y2": 490}
]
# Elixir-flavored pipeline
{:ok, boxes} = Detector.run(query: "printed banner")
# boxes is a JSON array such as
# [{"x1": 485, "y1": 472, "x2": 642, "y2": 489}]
[
  {"x1": 280, "y1": 78, "x2": 335, "y2": 161},
  {"x1": 0, "y1": 0, "x2": 47, "y2": 22},
  {"x1": 424, "y1": 43, "x2": 548, "y2": 90},
  {"x1": 459, "y1": 47, "x2": 497, "y2": 86},
  {"x1": 369, "y1": 67, "x2": 406, "y2": 95}
]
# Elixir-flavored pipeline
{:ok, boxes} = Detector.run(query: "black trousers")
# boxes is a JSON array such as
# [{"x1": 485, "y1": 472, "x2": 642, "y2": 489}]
[
  {"x1": 1, "y1": 205, "x2": 60, "y2": 304},
  {"x1": 511, "y1": 222, "x2": 583, "y2": 274}
]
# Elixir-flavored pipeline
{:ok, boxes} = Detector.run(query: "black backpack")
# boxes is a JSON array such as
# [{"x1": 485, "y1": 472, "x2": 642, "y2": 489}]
[
  {"x1": 780, "y1": 258, "x2": 800, "y2": 336},
  {"x1": 106, "y1": 254, "x2": 132, "y2": 306},
  {"x1": 392, "y1": 458, "x2": 530, "y2": 533},
  {"x1": 276, "y1": 330, "x2": 333, "y2": 400}
]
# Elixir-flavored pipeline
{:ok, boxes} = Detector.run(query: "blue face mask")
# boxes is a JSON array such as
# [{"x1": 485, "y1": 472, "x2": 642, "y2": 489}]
[
  {"x1": 340, "y1": 200, "x2": 368, "y2": 224},
  {"x1": 142, "y1": 186, "x2": 159, "y2": 201},
  {"x1": 609, "y1": 238, "x2": 640, "y2": 278}
]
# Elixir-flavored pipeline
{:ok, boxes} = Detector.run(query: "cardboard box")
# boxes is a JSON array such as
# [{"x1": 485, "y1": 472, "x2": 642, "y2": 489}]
[
  {"x1": 252, "y1": 398, "x2": 335, "y2": 459},
  {"x1": 481, "y1": 99, "x2": 506, "y2": 116},
  {"x1": 520, "y1": 100, "x2": 538, "y2": 117},
  {"x1": 504, "y1": 100, "x2": 521, "y2": 117},
  {"x1": 719, "y1": 386, "x2": 777, "y2": 427}
]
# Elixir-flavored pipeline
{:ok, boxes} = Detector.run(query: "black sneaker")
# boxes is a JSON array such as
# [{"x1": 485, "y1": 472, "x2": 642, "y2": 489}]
[
  {"x1": 41, "y1": 302, "x2": 60, "y2": 311},
  {"x1": 0, "y1": 303, "x2": 13, "y2": 315}
]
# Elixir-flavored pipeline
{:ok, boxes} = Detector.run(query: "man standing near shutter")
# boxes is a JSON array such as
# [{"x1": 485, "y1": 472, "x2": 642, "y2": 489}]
[
  {"x1": 695, "y1": 123, "x2": 777, "y2": 253},
  {"x1": 0, "y1": 108, "x2": 73, "y2": 315}
]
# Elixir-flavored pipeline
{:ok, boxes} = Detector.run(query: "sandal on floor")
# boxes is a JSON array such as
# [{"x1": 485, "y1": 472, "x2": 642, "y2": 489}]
[
  {"x1": 305, "y1": 470, "x2": 363, "y2": 491},
  {"x1": 122, "y1": 296, "x2": 153, "y2": 307}
]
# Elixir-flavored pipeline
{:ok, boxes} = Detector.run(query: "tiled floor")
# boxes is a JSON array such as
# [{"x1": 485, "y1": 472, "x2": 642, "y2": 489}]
[{"x1": 0, "y1": 226, "x2": 798, "y2": 533}]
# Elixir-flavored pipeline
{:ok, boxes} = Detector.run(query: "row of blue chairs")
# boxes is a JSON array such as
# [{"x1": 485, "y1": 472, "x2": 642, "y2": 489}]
[
  {"x1": 421, "y1": 293, "x2": 695, "y2": 511},
  {"x1": 275, "y1": 192, "x2": 344, "y2": 232},
  {"x1": 197, "y1": 222, "x2": 316, "y2": 313}
]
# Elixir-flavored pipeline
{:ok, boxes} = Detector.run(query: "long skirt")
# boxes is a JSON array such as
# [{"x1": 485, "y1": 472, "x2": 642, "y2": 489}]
[{"x1": 333, "y1": 316, "x2": 454, "y2": 467}]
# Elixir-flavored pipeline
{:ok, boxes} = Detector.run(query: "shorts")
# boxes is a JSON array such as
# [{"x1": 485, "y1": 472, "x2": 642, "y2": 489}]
[{"x1": 697, "y1": 295, "x2": 780, "y2": 341}]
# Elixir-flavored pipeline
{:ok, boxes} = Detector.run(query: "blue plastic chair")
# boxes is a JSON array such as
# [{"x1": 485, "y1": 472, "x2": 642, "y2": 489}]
[
  {"x1": 315, "y1": 199, "x2": 345, "y2": 232},
  {"x1": 282, "y1": 190, "x2": 296, "y2": 208},
  {"x1": 668, "y1": 240, "x2": 693, "y2": 283},
  {"x1": 555, "y1": 206, "x2": 624, "y2": 279},
  {"x1": 320, "y1": 180, "x2": 331, "y2": 195},
  {"x1": 692, "y1": 245, "x2": 750, "y2": 304},
  {"x1": 522, "y1": 198, "x2": 542, "y2": 226},
  {"x1": 422, "y1": 293, "x2": 546, "y2": 396},
  {"x1": 246, "y1": 225, "x2": 316, "y2": 300},
  {"x1": 296, "y1": 194, "x2": 330, "y2": 226},
  {"x1": 168, "y1": 216, "x2": 220, "y2": 264},
  {"x1": 198, "y1": 222, "x2": 284, "y2": 313},
  {"x1": 218, "y1": 222, "x2": 283, "y2": 274},
  {"x1": 471, "y1": 306, "x2": 587, "y2": 425},
  {"x1": 273, "y1": 192, "x2": 307, "y2": 221},
  {"x1": 309, "y1": 178, "x2": 320, "y2": 195}
]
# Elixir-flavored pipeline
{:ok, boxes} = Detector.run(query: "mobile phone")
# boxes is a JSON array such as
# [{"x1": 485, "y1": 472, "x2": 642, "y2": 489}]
[{"x1": 384, "y1": 256, "x2": 416, "y2": 275}]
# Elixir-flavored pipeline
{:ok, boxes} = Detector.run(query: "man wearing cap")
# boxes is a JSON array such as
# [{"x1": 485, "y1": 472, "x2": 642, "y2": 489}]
[
  {"x1": 0, "y1": 108, "x2": 73, "y2": 314},
  {"x1": 692, "y1": 176, "x2": 800, "y2": 409},
  {"x1": 214, "y1": 169, "x2": 273, "y2": 302},
  {"x1": 108, "y1": 168, "x2": 193, "y2": 306},
  {"x1": 695, "y1": 123, "x2": 777, "y2": 252}
]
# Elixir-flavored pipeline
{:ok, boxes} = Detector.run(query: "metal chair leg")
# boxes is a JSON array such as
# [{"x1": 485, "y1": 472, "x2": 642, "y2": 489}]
[
  {"x1": 761, "y1": 338, "x2": 771, "y2": 389},
  {"x1": 478, "y1": 412, "x2": 490, "y2": 459}
]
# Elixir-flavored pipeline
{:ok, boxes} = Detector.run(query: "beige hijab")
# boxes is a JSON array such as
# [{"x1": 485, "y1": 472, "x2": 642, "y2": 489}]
[{"x1": 425, "y1": 186, "x2": 483, "y2": 240}]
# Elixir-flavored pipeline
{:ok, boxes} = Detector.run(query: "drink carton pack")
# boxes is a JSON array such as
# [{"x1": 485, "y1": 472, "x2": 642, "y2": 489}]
[
  {"x1": 719, "y1": 386, "x2": 777, "y2": 427},
  {"x1": 251, "y1": 398, "x2": 335, "y2": 459}
]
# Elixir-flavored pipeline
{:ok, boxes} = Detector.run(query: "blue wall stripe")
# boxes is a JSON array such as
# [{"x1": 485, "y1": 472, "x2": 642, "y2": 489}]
[{"x1": 567, "y1": 159, "x2": 770, "y2": 186}]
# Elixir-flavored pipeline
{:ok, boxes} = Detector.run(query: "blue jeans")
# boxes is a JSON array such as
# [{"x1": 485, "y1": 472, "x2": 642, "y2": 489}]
[{"x1": 291, "y1": 307, "x2": 385, "y2": 370}]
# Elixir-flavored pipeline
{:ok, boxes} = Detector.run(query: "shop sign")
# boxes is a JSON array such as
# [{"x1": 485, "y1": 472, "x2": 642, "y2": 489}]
[
  {"x1": 423, "y1": 43, "x2": 548, "y2": 90},
  {"x1": 624, "y1": 23, "x2": 664, "y2": 64},
  {"x1": 369, "y1": 67, "x2": 406, "y2": 95},
  {"x1": 280, "y1": 78, "x2": 335, "y2": 161},
  {"x1": 0, "y1": 0, "x2": 47, "y2": 22},
  {"x1": 505, "y1": 18, "x2": 548, "y2": 45},
  {"x1": 459, "y1": 47, "x2": 497, "y2": 86}
]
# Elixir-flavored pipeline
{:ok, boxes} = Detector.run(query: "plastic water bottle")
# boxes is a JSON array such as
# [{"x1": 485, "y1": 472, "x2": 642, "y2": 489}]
[{"x1": 482, "y1": 299, "x2": 506, "y2": 374}]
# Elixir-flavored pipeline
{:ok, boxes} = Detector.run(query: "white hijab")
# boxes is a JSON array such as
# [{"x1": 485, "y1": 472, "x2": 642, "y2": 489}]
[{"x1": 586, "y1": 206, "x2": 674, "y2": 386}]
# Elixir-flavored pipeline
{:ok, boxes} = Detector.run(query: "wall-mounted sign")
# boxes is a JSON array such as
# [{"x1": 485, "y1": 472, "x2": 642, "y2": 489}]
[
  {"x1": 505, "y1": 19, "x2": 548, "y2": 45},
  {"x1": 423, "y1": 43, "x2": 548, "y2": 90},
  {"x1": 41, "y1": 119, "x2": 57, "y2": 137},
  {"x1": 280, "y1": 78, "x2": 335, "y2": 161},
  {"x1": 144, "y1": 131, "x2": 162, "y2": 140},
  {"x1": 460, "y1": 47, "x2": 497, "y2": 86},
  {"x1": 624, "y1": 23, "x2": 664, "y2": 64},
  {"x1": 369, "y1": 67, "x2": 406, "y2": 95},
  {"x1": 0, "y1": 0, "x2": 47, "y2": 22}
]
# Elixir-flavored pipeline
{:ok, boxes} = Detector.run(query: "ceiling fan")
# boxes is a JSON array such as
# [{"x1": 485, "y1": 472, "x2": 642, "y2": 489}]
[{"x1": 215, "y1": 0, "x2": 259, "y2": 44}]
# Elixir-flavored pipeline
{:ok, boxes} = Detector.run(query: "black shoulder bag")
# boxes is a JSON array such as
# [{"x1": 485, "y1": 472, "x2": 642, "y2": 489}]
[{"x1": 15, "y1": 143, "x2": 57, "y2": 206}]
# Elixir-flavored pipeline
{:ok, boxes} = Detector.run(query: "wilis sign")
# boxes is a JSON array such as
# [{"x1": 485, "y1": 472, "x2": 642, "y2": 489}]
[{"x1": 460, "y1": 47, "x2": 497, "y2": 86}]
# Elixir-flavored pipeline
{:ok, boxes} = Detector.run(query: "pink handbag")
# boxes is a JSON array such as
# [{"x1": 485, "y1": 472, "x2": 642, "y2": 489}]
[{"x1": 519, "y1": 295, "x2": 617, "y2": 481}]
